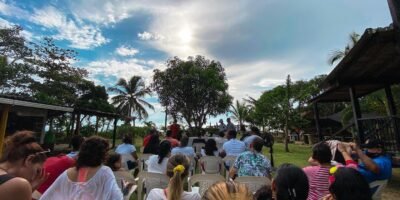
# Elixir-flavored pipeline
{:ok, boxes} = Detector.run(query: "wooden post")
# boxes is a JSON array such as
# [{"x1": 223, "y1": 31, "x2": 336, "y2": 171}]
[
  {"x1": 39, "y1": 112, "x2": 48, "y2": 144},
  {"x1": 112, "y1": 118, "x2": 118, "y2": 148},
  {"x1": 0, "y1": 105, "x2": 10, "y2": 154},
  {"x1": 313, "y1": 103, "x2": 323, "y2": 141},
  {"x1": 385, "y1": 85, "x2": 397, "y2": 116},
  {"x1": 95, "y1": 116, "x2": 99, "y2": 135},
  {"x1": 388, "y1": 0, "x2": 400, "y2": 28},
  {"x1": 74, "y1": 113, "x2": 81, "y2": 135},
  {"x1": 349, "y1": 87, "x2": 364, "y2": 143}
]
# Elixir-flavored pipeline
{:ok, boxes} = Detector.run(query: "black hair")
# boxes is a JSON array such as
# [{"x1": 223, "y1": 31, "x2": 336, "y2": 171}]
[
  {"x1": 122, "y1": 135, "x2": 132, "y2": 144},
  {"x1": 329, "y1": 168, "x2": 372, "y2": 200},
  {"x1": 180, "y1": 136, "x2": 189, "y2": 147},
  {"x1": 254, "y1": 185, "x2": 273, "y2": 200},
  {"x1": 158, "y1": 140, "x2": 171, "y2": 164},
  {"x1": 166, "y1": 130, "x2": 172, "y2": 137},
  {"x1": 252, "y1": 137, "x2": 264, "y2": 152},
  {"x1": 240, "y1": 125, "x2": 246, "y2": 132},
  {"x1": 70, "y1": 135, "x2": 84, "y2": 151},
  {"x1": 76, "y1": 136, "x2": 109, "y2": 170},
  {"x1": 312, "y1": 142, "x2": 332, "y2": 164},
  {"x1": 250, "y1": 126, "x2": 260, "y2": 135},
  {"x1": 227, "y1": 130, "x2": 237, "y2": 139},
  {"x1": 274, "y1": 163, "x2": 309, "y2": 200},
  {"x1": 143, "y1": 134, "x2": 160, "y2": 154},
  {"x1": 218, "y1": 131, "x2": 225, "y2": 138},
  {"x1": 205, "y1": 139, "x2": 218, "y2": 156},
  {"x1": 106, "y1": 153, "x2": 121, "y2": 171}
]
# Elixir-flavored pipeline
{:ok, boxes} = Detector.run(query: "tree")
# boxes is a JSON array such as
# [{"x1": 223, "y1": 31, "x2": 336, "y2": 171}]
[
  {"x1": 108, "y1": 76, "x2": 154, "y2": 125},
  {"x1": 328, "y1": 32, "x2": 360, "y2": 65},
  {"x1": 152, "y1": 56, "x2": 232, "y2": 134},
  {"x1": 230, "y1": 100, "x2": 249, "y2": 127}
]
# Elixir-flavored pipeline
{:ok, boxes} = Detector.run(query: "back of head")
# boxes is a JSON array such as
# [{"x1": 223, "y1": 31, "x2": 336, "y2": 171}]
[
  {"x1": 205, "y1": 139, "x2": 218, "y2": 156},
  {"x1": 70, "y1": 135, "x2": 84, "y2": 151},
  {"x1": 312, "y1": 142, "x2": 332, "y2": 164},
  {"x1": 202, "y1": 181, "x2": 253, "y2": 200},
  {"x1": 166, "y1": 130, "x2": 172, "y2": 137},
  {"x1": 105, "y1": 153, "x2": 121, "y2": 171},
  {"x1": 218, "y1": 131, "x2": 225, "y2": 138},
  {"x1": 329, "y1": 167, "x2": 371, "y2": 200},
  {"x1": 274, "y1": 163, "x2": 309, "y2": 200},
  {"x1": 227, "y1": 130, "x2": 237, "y2": 139},
  {"x1": 158, "y1": 140, "x2": 171, "y2": 164},
  {"x1": 0, "y1": 131, "x2": 46, "y2": 164},
  {"x1": 180, "y1": 136, "x2": 189, "y2": 147},
  {"x1": 76, "y1": 136, "x2": 109, "y2": 170},
  {"x1": 122, "y1": 135, "x2": 132, "y2": 144},
  {"x1": 166, "y1": 154, "x2": 190, "y2": 200},
  {"x1": 252, "y1": 137, "x2": 264, "y2": 153},
  {"x1": 254, "y1": 185, "x2": 273, "y2": 200},
  {"x1": 240, "y1": 125, "x2": 246, "y2": 132},
  {"x1": 250, "y1": 126, "x2": 260, "y2": 135}
]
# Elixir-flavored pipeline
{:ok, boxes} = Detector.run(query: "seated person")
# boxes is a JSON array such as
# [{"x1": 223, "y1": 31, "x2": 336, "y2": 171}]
[
  {"x1": 352, "y1": 138, "x2": 392, "y2": 183},
  {"x1": 143, "y1": 129, "x2": 157, "y2": 149},
  {"x1": 171, "y1": 136, "x2": 196, "y2": 158},
  {"x1": 229, "y1": 137, "x2": 272, "y2": 179},
  {"x1": 201, "y1": 139, "x2": 219, "y2": 157},
  {"x1": 105, "y1": 153, "x2": 136, "y2": 194},
  {"x1": 146, "y1": 140, "x2": 171, "y2": 173},
  {"x1": 147, "y1": 154, "x2": 201, "y2": 200},
  {"x1": 164, "y1": 130, "x2": 180, "y2": 148},
  {"x1": 115, "y1": 135, "x2": 138, "y2": 170},
  {"x1": 243, "y1": 126, "x2": 262, "y2": 150},
  {"x1": 66, "y1": 135, "x2": 84, "y2": 159},
  {"x1": 273, "y1": 163, "x2": 309, "y2": 200},
  {"x1": 323, "y1": 167, "x2": 372, "y2": 200},
  {"x1": 143, "y1": 132, "x2": 160, "y2": 154},
  {"x1": 221, "y1": 130, "x2": 246, "y2": 157},
  {"x1": 202, "y1": 181, "x2": 253, "y2": 200},
  {"x1": 214, "y1": 131, "x2": 227, "y2": 150}
]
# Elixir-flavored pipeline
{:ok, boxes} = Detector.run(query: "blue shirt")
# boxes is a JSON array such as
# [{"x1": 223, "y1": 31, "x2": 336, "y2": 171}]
[
  {"x1": 115, "y1": 143, "x2": 137, "y2": 154},
  {"x1": 223, "y1": 139, "x2": 246, "y2": 156},
  {"x1": 171, "y1": 146, "x2": 196, "y2": 157},
  {"x1": 358, "y1": 155, "x2": 392, "y2": 183}
]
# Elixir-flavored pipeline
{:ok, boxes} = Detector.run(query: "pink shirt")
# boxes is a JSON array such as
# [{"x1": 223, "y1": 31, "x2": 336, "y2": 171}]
[{"x1": 303, "y1": 166, "x2": 330, "y2": 200}]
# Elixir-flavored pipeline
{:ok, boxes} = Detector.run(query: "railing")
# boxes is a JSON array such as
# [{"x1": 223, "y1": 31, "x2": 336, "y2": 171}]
[{"x1": 358, "y1": 116, "x2": 400, "y2": 154}]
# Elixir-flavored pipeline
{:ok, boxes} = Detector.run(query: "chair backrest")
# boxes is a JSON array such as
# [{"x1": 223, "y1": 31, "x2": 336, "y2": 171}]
[
  {"x1": 136, "y1": 171, "x2": 169, "y2": 200},
  {"x1": 234, "y1": 176, "x2": 271, "y2": 194},
  {"x1": 120, "y1": 154, "x2": 135, "y2": 170},
  {"x1": 370, "y1": 179, "x2": 388, "y2": 200},
  {"x1": 188, "y1": 174, "x2": 225, "y2": 196},
  {"x1": 193, "y1": 143, "x2": 205, "y2": 154},
  {"x1": 222, "y1": 155, "x2": 237, "y2": 180},
  {"x1": 138, "y1": 154, "x2": 153, "y2": 171},
  {"x1": 200, "y1": 156, "x2": 223, "y2": 174},
  {"x1": 188, "y1": 156, "x2": 197, "y2": 175}
]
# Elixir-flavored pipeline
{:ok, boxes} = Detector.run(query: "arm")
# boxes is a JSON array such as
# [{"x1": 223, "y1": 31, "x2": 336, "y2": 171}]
[
  {"x1": 356, "y1": 148, "x2": 380, "y2": 174},
  {"x1": 1, "y1": 178, "x2": 32, "y2": 200},
  {"x1": 337, "y1": 143, "x2": 353, "y2": 162},
  {"x1": 131, "y1": 151, "x2": 138, "y2": 160}
]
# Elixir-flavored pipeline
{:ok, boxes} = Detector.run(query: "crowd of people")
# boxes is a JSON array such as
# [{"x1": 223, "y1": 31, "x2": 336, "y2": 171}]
[{"x1": 0, "y1": 118, "x2": 393, "y2": 200}]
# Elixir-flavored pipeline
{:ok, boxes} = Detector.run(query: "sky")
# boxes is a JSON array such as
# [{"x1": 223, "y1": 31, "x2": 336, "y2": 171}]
[{"x1": 0, "y1": 0, "x2": 393, "y2": 127}]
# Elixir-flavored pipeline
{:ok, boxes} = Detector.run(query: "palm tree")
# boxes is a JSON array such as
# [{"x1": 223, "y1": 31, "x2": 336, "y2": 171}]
[
  {"x1": 108, "y1": 76, "x2": 154, "y2": 125},
  {"x1": 230, "y1": 100, "x2": 249, "y2": 127},
  {"x1": 328, "y1": 32, "x2": 360, "y2": 65}
]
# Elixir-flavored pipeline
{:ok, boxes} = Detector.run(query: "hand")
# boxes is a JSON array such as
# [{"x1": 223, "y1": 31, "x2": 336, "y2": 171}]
[
  {"x1": 337, "y1": 143, "x2": 346, "y2": 153},
  {"x1": 31, "y1": 168, "x2": 49, "y2": 191},
  {"x1": 322, "y1": 194, "x2": 334, "y2": 200}
]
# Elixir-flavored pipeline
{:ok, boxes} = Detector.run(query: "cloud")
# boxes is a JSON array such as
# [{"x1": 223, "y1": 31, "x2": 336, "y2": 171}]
[
  {"x1": 0, "y1": 17, "x2": 34, "y2": 41},
  {"x1": 115, "y1": 45, "x2": 139, "y2": 56},
  {"x1": 0, "y1": 0, "x2": 28, "y2": 18},
  {"x1": 137, "y1": 31, "x2": 164, "y2": 41},
  {"x1": 30, "y1": 6, "x2": 109, "y2": 49}
]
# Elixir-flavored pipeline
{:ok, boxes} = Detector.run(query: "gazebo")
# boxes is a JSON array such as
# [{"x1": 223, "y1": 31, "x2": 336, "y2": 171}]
[{"x1": 310, "y1": 1, "x2": 400, "y2": 158}]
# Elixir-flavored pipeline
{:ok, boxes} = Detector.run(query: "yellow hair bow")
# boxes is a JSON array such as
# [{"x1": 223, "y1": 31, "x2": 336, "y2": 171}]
[
  {"x1": 329, "y1": 166, "x2": 338, "y2": 175},
  {"x1": 173, "y1": 164, "x2": 185, "y2": 173}
]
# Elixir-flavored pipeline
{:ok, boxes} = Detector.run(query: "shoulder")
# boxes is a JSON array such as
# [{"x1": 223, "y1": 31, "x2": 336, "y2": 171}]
[
  {"x1": 147, "y1": 188, "x2": 165, "y2": 199},
  {"x1": 183, "y1": 191, "x2": 201, "y2": 200},
  {"x1": 0, "y1": 177, "x2": 32, "y2": 198}
]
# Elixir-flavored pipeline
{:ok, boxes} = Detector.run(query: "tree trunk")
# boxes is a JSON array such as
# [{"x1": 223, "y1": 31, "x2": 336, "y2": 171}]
[
  {"x1": 284, "y1": 121, "x2": 289, "y2": 152},
  {"x1": 105, "y1": 119, "x2": 111, "y2": 133},
  {"x1": 95, "y1": 116, "x2": 99, "y2": 135}
]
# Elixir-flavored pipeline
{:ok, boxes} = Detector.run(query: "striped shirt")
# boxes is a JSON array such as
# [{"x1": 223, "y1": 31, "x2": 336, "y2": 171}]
[
  {"x1": 222, "y1": 139, "x2": 246, "y2": 156},
  {"x1": 303, "y1": 166, "x2": 330, "y2": 200}
]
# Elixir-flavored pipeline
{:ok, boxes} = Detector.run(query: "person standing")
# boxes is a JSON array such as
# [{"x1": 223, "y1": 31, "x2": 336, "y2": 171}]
[
  {"x1": 218, "y1": 119, "x2": 227, "y2": 133},
  {"x1": 169, "y1": 119, "x2": 180, "y2": 140},
  {"x1": 226, "y1": 118, "x2": 236, "y2": 131}
]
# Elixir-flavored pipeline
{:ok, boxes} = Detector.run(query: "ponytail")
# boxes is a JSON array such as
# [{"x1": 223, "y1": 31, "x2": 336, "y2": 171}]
[
  {"x1": 168, "y1": 165, "x2": 185, "y2": 200},
  {"x1": 158, "y1": 140, "x2": 171, "y2": 164}
]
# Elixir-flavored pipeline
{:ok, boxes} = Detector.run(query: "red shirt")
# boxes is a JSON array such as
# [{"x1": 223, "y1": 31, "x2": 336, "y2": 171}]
[
  {"x1": 170, "y1": 124, "x2": 180, "y2": 139},
  {"x1": 37, "y1": 155, "x2": 75, "y2": 194},
  {"x1": 165, "y1": 137, "x2": 180, "y2": 148},
  {"x1": 143, "y1": 134, "x2": 152, "y2": 148}
]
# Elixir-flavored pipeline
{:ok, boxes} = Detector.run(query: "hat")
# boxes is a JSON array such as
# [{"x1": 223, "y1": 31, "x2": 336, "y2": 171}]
[{"x1": 361, "y1": 138, "x2": 384, "y2": 149}]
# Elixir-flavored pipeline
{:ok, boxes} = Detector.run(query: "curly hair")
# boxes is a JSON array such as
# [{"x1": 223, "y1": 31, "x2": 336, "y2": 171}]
[
  {"x1": 76, "y1": 136, "x2": 109, "y2": 170},
  {"x1": 202, "y1": 181, "x2": 253, "y2": 200},
  {"x1": 0, "y1": 131, "x2": 46, "y2": 164}
]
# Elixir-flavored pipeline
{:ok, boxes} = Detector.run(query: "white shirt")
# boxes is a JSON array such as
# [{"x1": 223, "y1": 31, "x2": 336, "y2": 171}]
[
  {"x1": 115, "y1": 143, "x2": 137, "y2": 154},
  {"x1": 226, "y1": 122, "x2": 236, "y2": 131},
  {"x1": 40, "y1": 166, "x2": 123, "y2": 200},
  {"x1": 171, "y1": 147, "x2": 195, "y2": 157},
  {"x1": 146, "y1": 188, "x2": 201, "y2": 200},
  {"x1": 146, "y1": 155, "x2": 169, "y2": 174},
  {"x1": 243, "y1": 135, "x2": 263, "y2": 149},
  {"x1": 223, "y1": 139, "x2": 246, "y2": 156},
  {"x1": 201, "y1": 149, "x2": 219, "y2": 157}
]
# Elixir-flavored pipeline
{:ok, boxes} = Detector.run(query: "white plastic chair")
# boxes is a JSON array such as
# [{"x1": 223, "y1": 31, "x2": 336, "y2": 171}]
[
  {"x1": 120, "y1": 154, "x2": 135, "y2": 170},
  {"x1": 234, "y1": 176, "x2": 271, "y2": 194},
  {"x1": 188, "y1": 156, "x2": 197, "y2": 175},
  {"x1": 136, "y1": 171, "x2": 169, "y2": 200},
  {"x1": 188, "y1": 174, "x2": 225, "y2": 196},
  {"x1": 369, "y1": 179, "x2": 388, "y2": 200},
  {"x1": 199, "y1": 156, "x2": 223, "y2": 174},
  {"x1": 138, "y1": 154, "x2": 153, "y2": 172}
]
